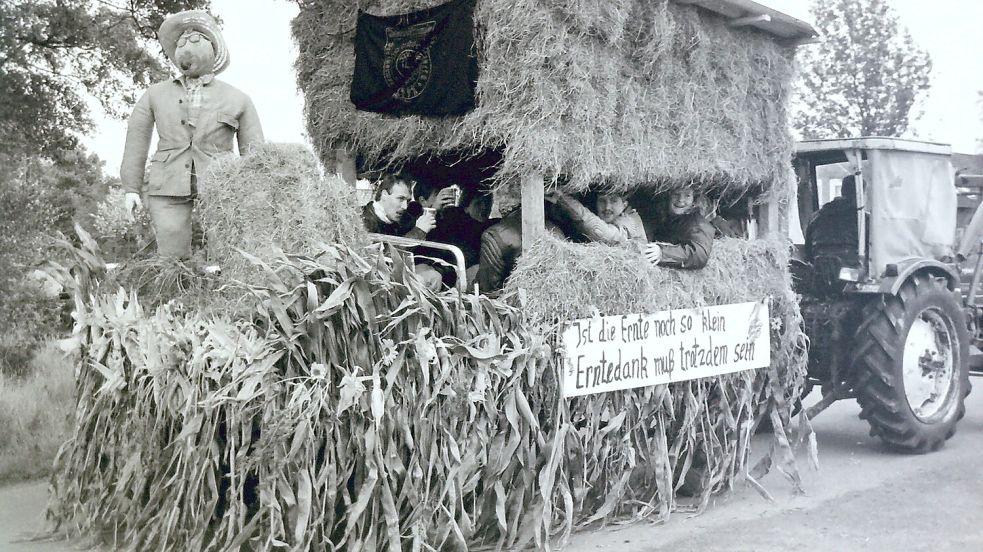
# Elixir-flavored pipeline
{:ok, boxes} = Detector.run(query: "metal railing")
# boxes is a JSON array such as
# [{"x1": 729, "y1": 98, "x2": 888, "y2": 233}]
[{"x1": 368, "y1": 233, "x2": 468, "y2": 293}]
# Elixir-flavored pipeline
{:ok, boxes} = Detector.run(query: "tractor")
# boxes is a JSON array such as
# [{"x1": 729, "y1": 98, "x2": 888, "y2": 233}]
[{"x1": 792, "y1": 137, "x2": 983, "y2": 453}]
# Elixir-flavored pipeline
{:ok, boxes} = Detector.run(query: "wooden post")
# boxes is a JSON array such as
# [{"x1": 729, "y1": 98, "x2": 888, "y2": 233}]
[
  {"x1": 521, "y1": 173, "x2": 545, "y2": 253},
  {"x1": 756, "y1": 192, "x2": 783, "y2": 238},
  {"x1": 335, "y1": 146, "x2": 356, "y2": 186}
]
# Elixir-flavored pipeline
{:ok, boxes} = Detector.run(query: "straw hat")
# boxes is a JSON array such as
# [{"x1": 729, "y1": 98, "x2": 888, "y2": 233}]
[{"x1": 158, "y1": 10, "x2": 230, "y2": 75}]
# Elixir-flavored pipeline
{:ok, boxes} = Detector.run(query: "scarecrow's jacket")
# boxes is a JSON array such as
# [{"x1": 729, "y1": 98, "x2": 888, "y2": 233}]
[{"x1": 120, "y1": 76, "x2": 264, "y2": 196}]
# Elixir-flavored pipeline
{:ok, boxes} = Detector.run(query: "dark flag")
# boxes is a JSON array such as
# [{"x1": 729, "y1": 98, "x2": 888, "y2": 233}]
[{"x1": 350, "y1": 0, "x2": 479, "y2": 116}]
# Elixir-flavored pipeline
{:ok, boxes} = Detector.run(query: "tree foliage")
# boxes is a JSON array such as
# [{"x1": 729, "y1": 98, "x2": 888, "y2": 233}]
[
  {"x1": 0, "y1": 0, "x2": 210, "y2": 371},
  {"x1": 0, "y1": 148, "x2": 114, "y2": 374},
  {"x1": 794, "y1": 0, "x2": 932, "y2": 139},
  {"x1": 0, "y1": 0, "x2": 211, "y2": 157}
]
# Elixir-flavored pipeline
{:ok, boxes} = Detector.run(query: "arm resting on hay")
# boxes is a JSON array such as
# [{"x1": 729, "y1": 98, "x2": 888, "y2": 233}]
[
  {"x1": 235, "y1": 97, "x2": 265, "y2": 154},
  {"x1": 556, "y1": 196, "x2": 647, "y2": 246},
  {"x1": 659, "y1": 216, "x2": 714, "y2": 269},
  {"x1": 120, "y1": 90, "x2": 155, "y2": 195}
]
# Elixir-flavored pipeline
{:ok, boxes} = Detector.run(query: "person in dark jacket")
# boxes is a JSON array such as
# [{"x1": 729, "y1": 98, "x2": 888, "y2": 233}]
[
  {"x1": 420, "y1": 187, "x2": 498, "y2": 287},
  {"x1": 643, "y1": 187, "x2": 715, "y2": 269},
  {"x1": 360, "y1": 173, "x2": 435, "y2": 238},
  {"x1": 804, "y1": 175, "x2": 859, "y2": 265},
  {"x1": 361, "y1": 174, "x2": 446, "y2": 290},
  {"x1": 476, "y1": 205, "x2": 567, "y2": 293}
]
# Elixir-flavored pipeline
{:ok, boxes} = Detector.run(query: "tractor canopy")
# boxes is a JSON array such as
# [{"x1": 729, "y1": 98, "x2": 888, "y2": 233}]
[{"x1": 794, "y1": 137, "x2": 956, "y2": 279}]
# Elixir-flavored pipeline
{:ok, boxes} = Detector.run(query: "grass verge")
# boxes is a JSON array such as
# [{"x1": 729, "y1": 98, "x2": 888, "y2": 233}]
[{"x1": 0, "y1": 343, "x2": 75, "y2": 483}]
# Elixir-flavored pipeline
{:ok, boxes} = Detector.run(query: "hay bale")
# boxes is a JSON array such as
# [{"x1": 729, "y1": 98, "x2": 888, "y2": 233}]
[
  {"x1": 508, "y1": 235, "x2": 798, "y2": 322},
  {"x1": 506, "y1": 235, "x2": 809, "y2": 514},
  {"x1": 293, "y1": 0, "x2": 796, "y2": 196},
  {"x1": 198, "y1": 143, "x2": 368, "y2": 281},
  {"x1": 101, "y1": 257, "x2": 222, "y2": 311}
]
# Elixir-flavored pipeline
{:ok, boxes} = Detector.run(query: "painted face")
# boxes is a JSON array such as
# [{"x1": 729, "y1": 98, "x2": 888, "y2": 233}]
[
  {"x1": 379, "y1": 182, "x2": 412, "y2": 221},
  {"x1": 595, "y1": 194, "x2": 628, "y2": 224},
  {"x1": 669, "y1": 189, "x2": 695, "y2": 216},
  {"x1": 174, "y1": 30, "x2": 216, "y2": 77}
]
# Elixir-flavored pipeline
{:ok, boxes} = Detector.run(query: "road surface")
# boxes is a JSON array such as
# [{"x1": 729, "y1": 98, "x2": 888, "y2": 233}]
[
  {"x1": 3, "y1": 386, "x2": 983, "y2": 551},
  {"x1": 567, "y1": 384, "x2": 983, "y2": 552}
]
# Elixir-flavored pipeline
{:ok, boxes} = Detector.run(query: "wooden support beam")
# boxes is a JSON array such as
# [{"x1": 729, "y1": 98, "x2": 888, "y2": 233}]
[
  {"x1": 521, "y1": 173, "x2": 545, "y2": 253},
  {"x1": 756, "y1": 186, "x2": 786, "y2": 239},
  {"x1": 335, "y1": 146, "x2": 356, "y2": 185}
]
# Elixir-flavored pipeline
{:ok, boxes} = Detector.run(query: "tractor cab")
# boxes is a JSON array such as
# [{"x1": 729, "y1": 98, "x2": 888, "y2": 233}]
[{"x1": 793, "y1": 137, "x2": 958, "y2": 296}]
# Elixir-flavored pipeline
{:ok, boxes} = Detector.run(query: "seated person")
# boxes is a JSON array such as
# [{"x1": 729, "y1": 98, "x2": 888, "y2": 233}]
[
  {"x1": 423, "y1": 186, "x2": 498, "y2": 287},
  {"x1": 361, "y1": 173, "x2": 443, "y2": 289},
  {"x1": 804, "y1": 175, "x2": 859, "y2": 265},
  {"x1": 477, "y1": 188, "x2": 643, "y2": 293},
  {"x1": 360, "y1": 173, "x2": 435, "y2": 239},
  {"x1": 476, "y1": 198, "x2": 565, "y2": 293},
  {"x1": 642, "y1": 187, "x2": 715, "y2": 269},
  {"x1": 547, "y1": 190, "x2": 648, "y2": 246}
]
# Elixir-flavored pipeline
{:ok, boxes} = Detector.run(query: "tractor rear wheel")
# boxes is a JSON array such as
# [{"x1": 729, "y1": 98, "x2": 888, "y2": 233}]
[{"x1": 853, "y1": 274, "x2": 970, "y2": 453}]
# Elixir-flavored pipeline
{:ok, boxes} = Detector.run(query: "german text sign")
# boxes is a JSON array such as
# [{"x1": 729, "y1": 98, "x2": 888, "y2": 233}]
[{"x1": 560, "y1": 300, "x2": 770, "y2": 397}]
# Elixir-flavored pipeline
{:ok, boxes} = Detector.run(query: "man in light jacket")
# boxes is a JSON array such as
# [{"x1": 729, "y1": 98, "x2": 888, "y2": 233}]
[
  {"x1": 121, "y1": 10, "x2": 264, "y2": 258},
  {"x1": 547, "y1": 190, "x2": 648, "y2": 246}
]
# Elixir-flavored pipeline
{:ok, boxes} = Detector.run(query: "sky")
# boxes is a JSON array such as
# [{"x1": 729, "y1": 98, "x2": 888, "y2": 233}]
[{"x1": 84, "y1": 0, "x2": 983, "y2": 177}]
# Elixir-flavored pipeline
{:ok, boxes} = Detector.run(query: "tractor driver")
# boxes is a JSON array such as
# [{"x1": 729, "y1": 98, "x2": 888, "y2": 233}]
[{"x1": 804, "y1": 175, "x2": 860, "y2": 266}]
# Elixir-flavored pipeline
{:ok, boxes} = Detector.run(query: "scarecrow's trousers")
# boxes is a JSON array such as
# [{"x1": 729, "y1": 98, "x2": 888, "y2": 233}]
[{"x1": 147, "y1": 194, "x2": 193, "y2": 259}]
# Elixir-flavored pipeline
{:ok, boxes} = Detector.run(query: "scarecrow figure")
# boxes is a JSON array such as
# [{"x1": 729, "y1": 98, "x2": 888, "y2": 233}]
[{"x1": 121, "y1": 10, "x2": 264, "y2": 258}]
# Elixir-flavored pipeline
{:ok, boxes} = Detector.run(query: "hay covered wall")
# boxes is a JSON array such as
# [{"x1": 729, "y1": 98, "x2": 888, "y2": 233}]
[
  {"x1": 292, "y1": 0, "x2": 797, "y2": 195},
  {"x1": 505, "y1": 235, "x2": 810, "y2": 519}
]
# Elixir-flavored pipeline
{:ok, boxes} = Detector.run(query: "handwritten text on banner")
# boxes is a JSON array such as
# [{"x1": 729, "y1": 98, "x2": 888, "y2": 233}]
[{"x1": 560, "y1": 300, "x2": 771, "y2": 397}]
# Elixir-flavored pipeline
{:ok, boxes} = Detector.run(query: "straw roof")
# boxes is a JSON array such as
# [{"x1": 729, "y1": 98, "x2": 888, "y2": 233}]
[{"x1": 293, "y1": 0, "x2": 804, "y2": 197}]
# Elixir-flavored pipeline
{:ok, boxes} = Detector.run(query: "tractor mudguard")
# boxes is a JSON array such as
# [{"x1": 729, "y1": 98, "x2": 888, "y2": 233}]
[{"x1": 847, "y1": 258, "x2": 960, "y2": 295}]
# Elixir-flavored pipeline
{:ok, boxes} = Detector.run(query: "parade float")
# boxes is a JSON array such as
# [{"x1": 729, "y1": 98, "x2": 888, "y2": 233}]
[{"x1": 48, "y1": 1, "x2": 819, "y2": 549}]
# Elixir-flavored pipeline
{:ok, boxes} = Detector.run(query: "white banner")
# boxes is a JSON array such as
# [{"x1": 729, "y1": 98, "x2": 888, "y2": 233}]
[{"x1": 559, "y1": 300, "x2": 771, "y2": 397}]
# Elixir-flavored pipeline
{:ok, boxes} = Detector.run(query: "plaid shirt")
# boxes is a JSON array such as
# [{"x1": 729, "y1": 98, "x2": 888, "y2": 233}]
[{"x1": 181, "y1": 74, "x2": 213, "y2": 128}]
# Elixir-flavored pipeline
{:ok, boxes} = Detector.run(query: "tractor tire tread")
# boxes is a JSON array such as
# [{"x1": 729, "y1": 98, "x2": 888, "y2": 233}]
[{"x1": 852, "y1": 274, "x2": 969, "y2": 454}]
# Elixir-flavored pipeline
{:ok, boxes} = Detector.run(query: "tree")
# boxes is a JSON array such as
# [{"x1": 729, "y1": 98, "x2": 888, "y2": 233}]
[
  {"x1": 0, "y1": 0, "x2": 211, "y2": 157},
  {"x1": 793, "y1": 0, "x2": 932, "y2": 139}
]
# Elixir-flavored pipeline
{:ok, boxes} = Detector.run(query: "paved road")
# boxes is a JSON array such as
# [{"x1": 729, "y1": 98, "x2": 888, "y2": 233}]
[
  {"x1": 0, "y1": 479, "x2": 72, "y2": 552},
  {"x1": 567, "y1": 384, "x2": 983, "y2": 552},
  {"x1": 3, "y1": 385, "x2": 983, "y2": 551}
]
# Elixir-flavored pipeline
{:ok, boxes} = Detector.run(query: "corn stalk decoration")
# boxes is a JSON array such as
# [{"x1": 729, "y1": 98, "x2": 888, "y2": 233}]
[{"x1": 47, "y1": 228, "x2": 810, "y2": 551}]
